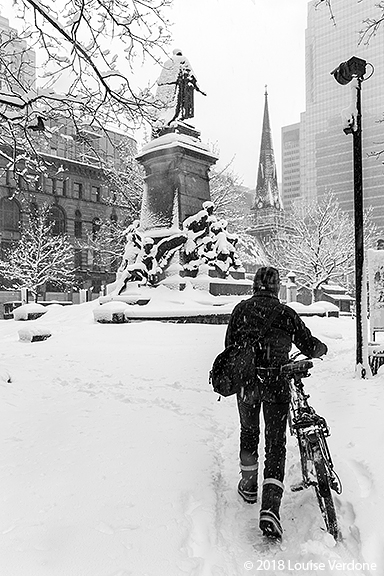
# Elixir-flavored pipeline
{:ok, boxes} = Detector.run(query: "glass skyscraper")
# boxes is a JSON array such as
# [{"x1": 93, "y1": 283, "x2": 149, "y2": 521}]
[{"x1": 293, "y1": 0, "x2": 384, "y2": 230}]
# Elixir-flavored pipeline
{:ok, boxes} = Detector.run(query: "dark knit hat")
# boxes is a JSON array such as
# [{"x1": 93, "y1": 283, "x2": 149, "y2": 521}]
[{"x1": 253, "y1": 266, "x2": 280, "y2": 294}]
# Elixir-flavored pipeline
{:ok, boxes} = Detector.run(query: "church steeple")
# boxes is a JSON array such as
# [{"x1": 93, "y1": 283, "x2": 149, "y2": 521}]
[{"x1": 252, "y1": 86, "x2": 282, "y2": 211}]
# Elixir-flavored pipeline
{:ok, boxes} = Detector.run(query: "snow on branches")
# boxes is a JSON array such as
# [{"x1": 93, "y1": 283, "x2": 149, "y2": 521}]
[
  {"x1": 0, "y1": 0, "x2": 172, "y2": 179},
  {"x1": 0, "y1": 203, "x2": 75, "y2": 300},
  {"x1": 265, "y1": 192, "x2": 378, "y2": 302}
]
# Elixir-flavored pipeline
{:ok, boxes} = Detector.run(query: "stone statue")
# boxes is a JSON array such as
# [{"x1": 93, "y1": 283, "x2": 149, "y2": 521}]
[{"x1": 154, "y1": 49, "x2": 206, "y2": 129}]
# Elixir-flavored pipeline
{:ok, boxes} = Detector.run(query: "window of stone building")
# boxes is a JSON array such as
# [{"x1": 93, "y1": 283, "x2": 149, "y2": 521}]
[
  {"x1": 1, "y1": 241, "x2": 9, "y2": 259},
  {"x1": 62, "y1": 179, "x2": 68, "y2": 197},
  {"x1": 48, "y1": 205, "x2": 66, "y2": 235},
  {"x1": 73, "y1": 182, "x2": 83, "y2": 200},
  {"x1": 47, "y1": 177, "x2": 57, "y2": 195},
  {"x1": 110, "y1": 211, "x2": 118, "y2": 224},
  {"x1": 34, "y1": 175, "x2": 42, "y2": 192},
  {"x1": 74, "y1": 210, "x2": 82, "y2": 238},
  {"x1": 91, "y1": 185, "x2": 101, "y2": 202},
  {"x1": 92, "y1": 217, "x2": 102, "y2": 239},
  {"x1": 5, "y1": 170, "x2": 12, "y2": 186},
  {"x1": 18, "y1": 174, "x2": 29, "y2": 191},
  {"x1": 1, "y1": 197, "x2": 21, "y2": 231}
]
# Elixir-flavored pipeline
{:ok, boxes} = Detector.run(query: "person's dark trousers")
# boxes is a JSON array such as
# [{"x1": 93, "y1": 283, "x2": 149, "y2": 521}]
[{"x1": 236, "y1": 395, "x2": 289, "y2": 483}]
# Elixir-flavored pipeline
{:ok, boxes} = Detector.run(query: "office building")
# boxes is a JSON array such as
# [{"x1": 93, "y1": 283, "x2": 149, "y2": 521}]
[
  {"x1": 283, "y1": 0, "x2": 384, "y2": 229},
  {"x1": 281, "y1": 123, "x2": 301, "y2": 212}
]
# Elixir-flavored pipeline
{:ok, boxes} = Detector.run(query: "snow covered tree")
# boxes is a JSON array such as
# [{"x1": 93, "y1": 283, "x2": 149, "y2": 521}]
[
  {"x1": 210, "y1": 164, "x2": 249, "y2": 221},
  {"x1": 0, "y1": 203, "x2": 75, "y2": 301},
  {"x1": 102, "y1": 138, "x2": 144, "y2": 215},
  {"x1": 0, "y1": 0, "x2": 172, "y2": 180},
  {"x1": 209, "y1": 163, "x2": 268, "y2": 268},
  {"x1": 265, "y1": 192, "x2": 377, "y2": 302},
  {"x1": 83, "y1": 218, "x2": 128, "y2": 272}
]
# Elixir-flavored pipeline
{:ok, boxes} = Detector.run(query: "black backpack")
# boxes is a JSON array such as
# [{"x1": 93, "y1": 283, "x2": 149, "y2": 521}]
[{"x1": 209, "y1": 305, "x2": 280, "y2": 398}]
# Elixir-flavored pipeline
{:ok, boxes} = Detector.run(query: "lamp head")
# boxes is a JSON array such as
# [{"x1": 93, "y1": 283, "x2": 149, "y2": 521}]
[{"x1": 331, "y1": 56, "x2": 367, "y2": 85}]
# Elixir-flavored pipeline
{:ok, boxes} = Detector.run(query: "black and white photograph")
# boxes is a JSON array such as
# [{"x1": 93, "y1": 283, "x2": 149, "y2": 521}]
[{"x1": 0, "y1": 0, "x2": 383, "y2": 574}]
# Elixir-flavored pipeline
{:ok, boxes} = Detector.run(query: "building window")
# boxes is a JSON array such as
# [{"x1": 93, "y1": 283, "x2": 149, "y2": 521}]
[
  {"x1": 91, "y1": 185, "x2": 101, "y2": 202},
  {"x1": 47, "y1": 177, "x2": 57, "y2": 195},
  {"x1": 5, "y1": 170, "x2": 14, "y2": 187},
  {"x1": 74, "y1": 209, "x2": 82, "y2": 238},
  {"x1": 48, "y1": 205, "x2": 66, "y2": 235},
  {"x1": 34, "y1": 175, "x2": 42, "y2": 192},
  {"x1": 18, "y1": 174, "x2": 28, "y2": 191},
  {"x1": 74, "y1": 249, "x2": 88, "y2": 270},
  {"x1": 92, "y1": 217, "x2": 102, "y2": 239},
  {"x1": 62, "y1": 179, "x2": 68, "y2": 197},
  {"x1": 1, "y1": 198, "x2": 21, "y2": 231},
  {"x1": 74, "y1": 248, "x2": 83, "y2": 269},
  {"x1": 110, "y1": 211, "x2": 118, "y2": 224},
  {"x1": 73, "y1": 182, "x2": 83, "y2": 200}
]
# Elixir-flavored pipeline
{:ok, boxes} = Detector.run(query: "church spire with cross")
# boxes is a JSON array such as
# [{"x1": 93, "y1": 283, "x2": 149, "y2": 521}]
[{"x1": 249, "y1": 86, "x2": 283, "y2": 240}]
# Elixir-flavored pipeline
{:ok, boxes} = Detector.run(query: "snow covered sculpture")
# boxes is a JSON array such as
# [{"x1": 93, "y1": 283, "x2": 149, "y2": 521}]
[
  {"x1": 113, "y1": 231, "x2": 187, "y2": 294},
  {"x1": 182, "y1": 209, "x2": 209, "y2": 242},
  {"x1": 199, "y1": 236, "x2": 217, "y2": 266},
  {"x1": 182, "y1": 209, "x2": 211, "y2": 275},
  {"x1": 116, "y1": 220, "x2": 143, "y2": 280},
  {"x1": 202, "y1": 201, "x2": 217, "y2": 230},
  {"x1": 213, "y1": 229, "x2": 233, "y2": 276},
  {"x1": 227, "y1": 232, "x2": 243, "y2": 270},
  {"x1": 111, "y1": 200, "x2": 245, "y2": 294},
  {"x1": 181, "y1": 207, "x2": 243, "y2": 278},
  {"x1": 153, "y1": 49, "x2": 206, "y2": 131},
  {"x1": 138, "y1": 237, "x2": 161, "y2": 285}
]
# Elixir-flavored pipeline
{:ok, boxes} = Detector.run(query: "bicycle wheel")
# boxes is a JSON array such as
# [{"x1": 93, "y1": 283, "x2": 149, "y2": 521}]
[{"x1": 312, "y1": 441, "x2": 340, "y2": 540}]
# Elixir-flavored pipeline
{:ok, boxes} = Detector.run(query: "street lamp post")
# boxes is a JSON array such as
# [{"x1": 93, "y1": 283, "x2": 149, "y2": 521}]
[{"x1": 331, "y1": 56, "x2": 372, "y2": 377}]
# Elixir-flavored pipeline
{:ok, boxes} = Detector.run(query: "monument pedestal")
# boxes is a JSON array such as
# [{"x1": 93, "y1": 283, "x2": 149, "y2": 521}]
[
  {"x1": 206, "y1": 268, "x2": 252, "y2": 296},
  {"x1": 136, "y1": 122, "x2": 218, "y2": 235}
]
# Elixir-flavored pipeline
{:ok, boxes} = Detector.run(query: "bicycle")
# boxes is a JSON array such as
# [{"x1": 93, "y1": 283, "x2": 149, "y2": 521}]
[{"x1": 281, "y1": 354, "x2": 343, "y2": 541}]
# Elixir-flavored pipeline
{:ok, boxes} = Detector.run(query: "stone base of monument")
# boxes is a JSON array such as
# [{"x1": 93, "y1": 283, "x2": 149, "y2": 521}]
[
  {"x1": 94, "y1": 281, "x2": 245, "y2": 325},
  {"x1": 206, "y1": 267, "x2": 253, "y2": 297},
  {"x1": 95, "y1": 264, "x2": 251, "y2": 325}
]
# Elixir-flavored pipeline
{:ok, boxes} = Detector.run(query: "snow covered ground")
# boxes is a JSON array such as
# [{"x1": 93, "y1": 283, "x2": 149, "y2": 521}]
[{"x1": 0, "y1": 299, "x2": 383, "y2": 576}]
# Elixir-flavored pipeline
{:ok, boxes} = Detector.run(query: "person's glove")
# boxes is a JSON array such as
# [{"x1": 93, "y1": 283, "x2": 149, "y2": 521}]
[{"x1": 313, "y1": 340, "x2": 328, "y2": 358}]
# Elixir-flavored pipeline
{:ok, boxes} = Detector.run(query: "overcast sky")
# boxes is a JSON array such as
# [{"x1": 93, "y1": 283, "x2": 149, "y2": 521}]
[{"x1": 168, "y1": 0, "x2": 310, "y2": 188}]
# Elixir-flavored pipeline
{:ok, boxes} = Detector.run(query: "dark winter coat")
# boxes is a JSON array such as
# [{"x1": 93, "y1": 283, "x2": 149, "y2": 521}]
[{"x1": 225, "y1": 291, "x2": 327, "y2": 403}]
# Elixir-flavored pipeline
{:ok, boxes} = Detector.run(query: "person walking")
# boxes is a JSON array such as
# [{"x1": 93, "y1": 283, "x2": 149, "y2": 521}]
[{"x1": 225, "y1": 267, "x2": 328, "y2": 539}]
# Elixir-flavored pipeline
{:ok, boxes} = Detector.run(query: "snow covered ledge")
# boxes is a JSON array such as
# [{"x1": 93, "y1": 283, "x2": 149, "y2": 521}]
[
  {"x1": 13, "y1": 303, "x2": 47, "y2": 321},
  {"x1": 18, "y1": 328, "x2": 52, "y2": 343}
]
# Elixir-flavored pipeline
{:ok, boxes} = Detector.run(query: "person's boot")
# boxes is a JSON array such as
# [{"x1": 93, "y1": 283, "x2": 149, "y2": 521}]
[
  {"x1": 237, "y1": 462, "x2": 258, "y2": 503},
  {"x1": 259, "y1": 478, "x2": 284, "y2": 539}
]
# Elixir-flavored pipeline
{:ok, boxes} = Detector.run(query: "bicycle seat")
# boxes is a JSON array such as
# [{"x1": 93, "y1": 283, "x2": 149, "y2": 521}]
[{"x1": 281, "y1": 359, "x2": 313, "y2": 375}]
